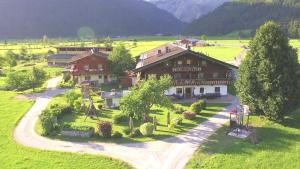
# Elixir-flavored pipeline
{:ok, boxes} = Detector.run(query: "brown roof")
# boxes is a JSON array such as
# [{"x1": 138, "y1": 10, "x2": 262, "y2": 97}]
[
  {"x1": 134, "y1": 44, "x2": 238, "y2": 72},
  {"x1": 69, "y1": 50, "x2": 109, "y2": 63}
]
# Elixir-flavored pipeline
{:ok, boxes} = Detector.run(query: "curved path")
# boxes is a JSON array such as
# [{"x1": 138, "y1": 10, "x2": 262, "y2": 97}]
[{"x1": 14, "y1": 77, "x2": 238, "y2": 169}]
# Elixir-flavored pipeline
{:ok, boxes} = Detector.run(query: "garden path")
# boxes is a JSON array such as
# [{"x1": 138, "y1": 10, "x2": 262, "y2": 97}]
[{"x1": 14, "y1": 77, "x2": 239, "y2": 169}]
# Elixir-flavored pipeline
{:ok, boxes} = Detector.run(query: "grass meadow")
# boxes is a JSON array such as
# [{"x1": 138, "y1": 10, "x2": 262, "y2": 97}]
[
  {"x1": 186, "y1": 106, "x2": 300, "y2": 169},
  {"x1": 0, "y1": 91, "x2": 133, "y2": 169}
]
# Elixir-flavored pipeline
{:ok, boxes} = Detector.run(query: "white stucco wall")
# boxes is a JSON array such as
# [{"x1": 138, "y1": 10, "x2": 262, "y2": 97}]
[
  {"x1": 165, "y1": 85, "x2": 228, "y2": 96},
  {"x1": 77, "y1": 74, "x2": 116, "y2": 85}
]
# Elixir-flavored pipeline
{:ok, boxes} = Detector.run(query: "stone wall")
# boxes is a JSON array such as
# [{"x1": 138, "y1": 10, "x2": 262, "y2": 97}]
[{"x1": 61, "y1": 128, "x2": 94, "y2": 138}]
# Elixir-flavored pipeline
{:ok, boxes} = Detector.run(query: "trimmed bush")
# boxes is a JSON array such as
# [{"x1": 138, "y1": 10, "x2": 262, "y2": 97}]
[
  {"x1": 183, "y1": 111, "x2": 196, "y2": 120},
  {"x1": 112, "y1": 131, "x2": 123, "y2": 138},
  {"x1": 112, "y1": 113, "x2": 128, "y2": 124},
  {"x1": 98, "y1": 104, "x2": 103, "y2": 110},
  {"x1": 198, "y1": 100, "x2": 207, "y2": 110},
  {"x1": 39, "y1": 109, "x2": 56, "y2": 135},
  {"x1": 62, "y1": 123, "x2": 94, "y2": 132},
  {"x1": 98, "y1": 121, "x2": 112, "y2": 138},
  {"x1": 173, "y1": 105, "x2": 185, "y2": 114},
  {"x1": 49, "y1": 104, "x2": 73, "y2": 118},
  {"x1": 139, "y1": 123, "x2": 154, "y2": 136},
  {"x1": 191, "y1": 102, "x2": 203, "y2": 114},
  {"x1": 172, "y1": 117, "x2": 183, "y2": 125}
]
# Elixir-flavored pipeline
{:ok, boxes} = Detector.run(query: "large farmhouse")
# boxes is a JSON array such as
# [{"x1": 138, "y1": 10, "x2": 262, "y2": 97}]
[
  {"x1": 67, "y1": 49, "x2": 116, "y2": 86},
  {"x1": 134, "y1": 43, "x2": 237, "y2": 98}
]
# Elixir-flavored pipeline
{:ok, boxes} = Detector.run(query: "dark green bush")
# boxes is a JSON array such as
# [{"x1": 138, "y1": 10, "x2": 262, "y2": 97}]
[
  {"x1": 139, "y1": 123, "x2": 154, "y2": 136},
  {"x1": 123, "y1": 127, "x2": 131, "y2": 135},
  {"x1": 98, "y1": 104, "x2": 103, "y2": 110},
  {"x1": 98, "y1": 121, "x2": 112, "y2": 138},
  {"x1": 62, "y1": 123, "x2": 94, "y2": 132},
  {"x1": 50, "y1": 104, "x2": 73, "y2": 118},
  {"x1": 173, "y1": 105, "x2": 185, "y2": 114},
  {"x1": 39, "y1": 109, "x2": 57, "y2": 136},
  {"x1": 112, "y1": 131, "x2": 123, "y2": 138},
  {"x1": 112, "y1": 113, "x2": 128, "y2": 124}
]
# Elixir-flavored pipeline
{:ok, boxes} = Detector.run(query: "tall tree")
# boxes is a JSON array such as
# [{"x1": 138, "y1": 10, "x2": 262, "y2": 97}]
[
  {"x1": 108, "y1": 44, "x2": 135, "y2": 77},
  {"x1": 5, "y1": 50, "x2": 18, "y2": 68},
  {"x1": 120, "y1": 75, "x2": 172, "y2": 120},
  {"x1": 236, "y1": 21, "x2": 299, "y2": 120}
]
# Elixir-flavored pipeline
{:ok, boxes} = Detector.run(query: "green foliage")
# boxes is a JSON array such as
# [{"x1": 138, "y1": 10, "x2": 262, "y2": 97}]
[
  {"x1": 112, "y1": 131, "x2": 123, "y2": 139},
  {"x1": 65, "y1": 90, "x2": 82, "y2": 107},
  {"x1": 120, "y1": 75, "x2": 172, "y2": 120},
  {"x1": 49, "y1": 104, "x2": 73, "y2": 118},
  {"x1": 62, "y1": 123, "x2": 94, "y2": 132},
  {"x1": 139, "y1": 123, "x2": 154, "y2": 136},
  {"x1": 98, "y1": 121, "x2": 112, "y2": 138},
  {"x1": 5, "y1": 50, "x2": 18, "y2": 67},
  {"x1": 6, "y1": 70, "x2": 31, "y2": 90},
  {"x1": 173, "y1": 105, "x2": 186, "y2": 114},
  {"x1": 236, "y1": 21, "x2": 299, "y2": 120},
  {"x1": 171, "y1": 117, "x2": 183, "y2": 125},
  {"x1": 129, "y1": 128, "x2": 142, "y2": 138},
  {"x1": 112, "y1": 113, "x2": 128, "y2": 124},
  {"x1": 288, "y1": 20, "x2": 300, "y2": 38},
  {"x1": 39, "y1": 109, "x2": 57, "y2": 135},
  {"x1": 191, "y1": 102, "x2": 203, "y2": 114},
  {"x1": 108, "y1": 44, "x2": 135, "y2": 77}
]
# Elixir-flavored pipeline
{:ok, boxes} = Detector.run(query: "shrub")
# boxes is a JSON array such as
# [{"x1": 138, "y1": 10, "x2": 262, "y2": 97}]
[
  {"x1": 39, "y1": 109, "x2": 57, "y2": 135},
  {"x1": 191, "y1": 102, "x2": 203, "y2": 114},
  {"x1": 122, "y1": 127, "x2": 131, "y2": 135},
  {"x1": 172, "y1": 117, "x2": 183, "y2": 125},
  {"x1": 183, "y1": 111, "x2": 196, "y2": 120},
  {"x1": 130, "y1": 128, "x2": 142, "y2": 138},
  {"x1": 50, "y1": 104, "x2": 73, "y2": 118},
  {"x1": 112, "y1": 113, "x2": 128, "y2": 124},
  {"x1": 98, "y1": 121, "x2": 112, "y2": 138},
  {"x1": 198, "y1": 100, "x2": 207, "y2": 110},
  {"x1": 112, "y1": 131, "x2": 123, "y2": 139},
  {"x1": 168, "y1": 123, "x2": 176, "y2": 130},
  {"x1": 98, "y1": 104, "x2": 103, "y2": 110},
  {"x1": 62, "y1": 123, "x2": 94, "y2": 132},
  {"x1": 173, "y1": 105, "x2": 185, "y2": 114},
  {"x1": 139, "y1": 123, "x2": 154, "y2": 136}
]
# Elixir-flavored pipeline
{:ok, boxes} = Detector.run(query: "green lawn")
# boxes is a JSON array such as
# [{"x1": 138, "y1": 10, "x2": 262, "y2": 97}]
[
  {"x1": 0, "y1": 91, "x2": 133, "y2": 169},
  {"x1": 186, "y1": 106, "x2": 300, "y2": 169},
  {"x1": 192, "y1": 46, "x2": 243, "y2": 62},
  {"x1": 36, "y1": 90, "x2": 229, "y2": 143}
]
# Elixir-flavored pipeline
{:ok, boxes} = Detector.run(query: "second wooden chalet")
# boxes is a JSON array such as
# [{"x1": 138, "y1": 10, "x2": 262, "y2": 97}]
[{"x1": 133, "y1": 43, "x2": 238, "y2": 98}]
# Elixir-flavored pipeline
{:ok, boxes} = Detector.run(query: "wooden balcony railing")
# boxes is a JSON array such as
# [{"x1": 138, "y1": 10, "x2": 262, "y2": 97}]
[
  {"x1": 173, "y1": 78, "x2": 233, "y2": 86},
  {"x1": 172, "y1": 66, "x2": 202, "y2": 72}
]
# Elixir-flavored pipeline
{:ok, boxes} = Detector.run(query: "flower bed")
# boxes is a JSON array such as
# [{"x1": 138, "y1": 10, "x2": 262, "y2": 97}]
[{"x1": 61, "y1": 124, "x2": 94, "y2": 138}]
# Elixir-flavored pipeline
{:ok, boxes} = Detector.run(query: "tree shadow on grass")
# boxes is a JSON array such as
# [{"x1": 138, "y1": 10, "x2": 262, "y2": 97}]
[{"x1": 281, "y1": 108, "x2": 300, "y2": 130}]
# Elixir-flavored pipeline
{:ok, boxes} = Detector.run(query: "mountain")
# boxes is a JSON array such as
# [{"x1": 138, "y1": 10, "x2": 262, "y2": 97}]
[
  {"x1": 184, "y1": 1, "x2": 300, "y2": 36},
  {"x1": 145, "y1": 0, "x2": 230, "y2": 23},
  {"x1": 0, "y1": 0, "x2": 185, "y2": 39}
]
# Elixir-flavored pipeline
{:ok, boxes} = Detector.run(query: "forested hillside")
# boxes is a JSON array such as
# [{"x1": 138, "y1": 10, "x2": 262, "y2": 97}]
[
  {"x1": 184, "y1": 1, "x2": 300, "y2": 37},
  {"x1": 0, "y1": 0, "x2": 185, "y2": 39}
]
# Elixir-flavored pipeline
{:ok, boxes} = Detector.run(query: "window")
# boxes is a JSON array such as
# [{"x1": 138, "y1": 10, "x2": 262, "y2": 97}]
[
  {"x1": 85, "y1": 76, "x2": 91, "y2": 81},
  {"x1": 98, "y1": 64, "x2": 103, "y2": 69},
  {"x1": 176, "y1": 88, "x2": 183, "y2": 95},
  {"x1": 158, "y1": 49, "x2": 162, "y2": 55},
  {"x1": 84, "y1": 65, "x2": 89, "y2": 70},
  {"x1": 187, "y1": 59, "x2": 192, "y2": 65},
  {"x1": 98, "y1": 75, "x2": 102, "y2": 79},
  {"x1": 213, "y1": 72, "x2": 219, "y2": 79},
  {"x1": 177, "y1": 60, "x2": 183, "y2": 66},
  {"x1": 202, "y1": 60, "x2": 207, "y2": 66},
  {"x1": 200, "y1": 87, "x2": 205, "y2": 94},
  {"x1": 198, "y1": 73, "x2": 204, "y2": 79},
  {"x1": 215, "y1": 87, "x2": 220, "y2": 93},
  {"x1": 104, "y1": 75, "x2": 108, "y2": 80}
]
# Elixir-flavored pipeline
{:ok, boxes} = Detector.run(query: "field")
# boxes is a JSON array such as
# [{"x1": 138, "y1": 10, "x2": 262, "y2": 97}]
[
  {"x1": 186, "y1": 106, "x2": 300, "y2": 169},
  {"x1": 0, "y1": 91, "x2": 132, "y2": 169},
  {"x1": 36, "y1": 89, "x2": 228, "y2": 143}
]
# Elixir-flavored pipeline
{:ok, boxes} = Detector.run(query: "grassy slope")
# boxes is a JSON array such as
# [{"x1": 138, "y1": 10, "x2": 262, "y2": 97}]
[
  {"x1": 186, "y1": 107, "x2": 300, "y2": 169},
  {"x1": 36, "y1": 90, "x2": 228, "y2": 143},
  {"x1": 0, "y1": 91, "x2": 132, "y2": 169}
]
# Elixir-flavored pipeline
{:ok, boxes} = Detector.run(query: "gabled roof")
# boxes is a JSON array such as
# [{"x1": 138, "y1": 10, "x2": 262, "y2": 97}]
[
  {"x1": 47, "y1": 54, "x2": 74, "y2": 60},
  {"x1": 69, "y1": 49, "x2": 110, "y2": 63},
  {"x1": 134, "y1": 46, "x2": 238, "y2": 72}
]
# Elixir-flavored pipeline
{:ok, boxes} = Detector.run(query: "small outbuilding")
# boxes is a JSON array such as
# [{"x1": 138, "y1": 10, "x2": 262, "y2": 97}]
[{"x1": 101, "y1": 90, "x2": 130, "y2": 108}]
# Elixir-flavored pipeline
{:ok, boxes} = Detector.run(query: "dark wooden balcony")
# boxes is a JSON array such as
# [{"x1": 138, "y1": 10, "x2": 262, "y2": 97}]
[
  {"x1": 173, "y1": 78, "x2": 233, "y2": 86},
  {"x1": 69, "y1": 68, "x2": 104, "y2": 76},
  {"x1": 172, "y1": 66, "x2": 202, "y2": 72}
]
